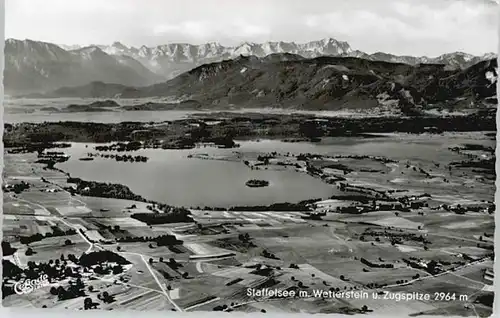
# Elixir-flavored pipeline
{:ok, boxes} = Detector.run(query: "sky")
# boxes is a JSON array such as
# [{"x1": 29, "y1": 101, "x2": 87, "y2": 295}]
[{"x1": 5, "y1": 0, "x2": 499, "y2": 57}]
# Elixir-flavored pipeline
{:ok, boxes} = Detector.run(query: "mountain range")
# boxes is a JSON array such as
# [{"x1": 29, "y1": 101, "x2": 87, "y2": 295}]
[
  {"x1": 5, "y1": 37, "x2": 497, "y2": 95},
  {"x1": 4, "y1": 39, "x2": 164, "y2": 94},
  {"x1": 34, "y1": 53, "x2": 498, "y2": 114},
  {"x1": 83, "y1": 38, "x2": 496, "y2": 73}
]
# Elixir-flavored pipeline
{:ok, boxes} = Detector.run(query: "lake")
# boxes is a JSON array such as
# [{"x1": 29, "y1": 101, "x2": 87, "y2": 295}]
[
  {"x1": 5, "y1": 110, "x2": 200, "y2": 124},
  {"x1": 55, "y1": 133, "x2": 493, "y2": 208},
  {"x1": 6, "y1": 98, "x2": 494, "y2": 208},
  {"x1": 57, "y1": 141, "x2": 336, "y2": 208},
  {"x1": 4, "y1": 97, "x2": 389, "y2": 124}
]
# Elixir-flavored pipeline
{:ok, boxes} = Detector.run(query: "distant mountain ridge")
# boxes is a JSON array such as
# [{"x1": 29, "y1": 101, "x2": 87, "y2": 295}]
[
  {"x1": 5, "y1": 37, "x2": 496, "y2": 95},
  {"x1": 94, "y1": 39, "x2": 495, "y2": 75},
  {"x1": 93, "y1": 38, "x2": 353, "y2": 78},
  {"x1": 4, "y1": 39, "x2": 164, "y2": 94},
  {"x1": 32, "y1": 54, "x2": 498, "y2": 114}
]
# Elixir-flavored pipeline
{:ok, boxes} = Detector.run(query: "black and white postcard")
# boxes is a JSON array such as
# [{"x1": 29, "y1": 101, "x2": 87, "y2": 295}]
[{"x1": 1, "y1": 0, "x2": 497, "y2": 316}]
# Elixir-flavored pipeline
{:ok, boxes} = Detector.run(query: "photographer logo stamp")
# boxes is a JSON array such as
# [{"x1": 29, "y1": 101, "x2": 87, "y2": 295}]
[{"x1": 14, "y1": 275, "x2": 50, "y2": 295}]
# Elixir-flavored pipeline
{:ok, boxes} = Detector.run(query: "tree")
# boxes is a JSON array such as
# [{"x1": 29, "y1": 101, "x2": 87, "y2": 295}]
[
  {"x1": 64, "y1": 239, "x2": 72, "y2": 246},
  {"x1": 148, "y1": 258, "x2": 153, "y2": 264},
  {"x1": 68, "y1": 254, "x2": 78, "y2": 264},
  {"x1": 112, "y1": 265, "x2": 123, "y2": 275},
  {"x1": 50, "y1": 286, "x2": 58, "y2": 295},
  {"x1": 299, "y1": 121, "x2": 322, "y2": 140},
  {"x1": 25, "y1": 247, "x2": 34, "y2": 256},
  {"x1": 57, "y1": 287, "x2": 67, "y2": 300},
  {"x1": 2, "y1": 241, "x2": 16, "y2": 256},
  {"x1": 427, "y1": 260, "x2": 439, "y2": 274},
  {"x1": 64, "y1": 267, "x2": 74, "y2": 277},
  {"x1": 75, "y1": 278, "x2": 85, "y2": 289},
  {"x1": 88, "y1": 286, "x2": 94, "y2": 292},
  {"x1": 361, "y1": 305, "x2": 368, "y2": 312},
  {"x1": 84, "y1": 297, "x2": 93, "y2": 310},
  {"x1": 340, "y1": 275, "x2": 345, "y2": 281},
  {"x1": 101, "y1": 291, "x2": 114, "y2": 304}
]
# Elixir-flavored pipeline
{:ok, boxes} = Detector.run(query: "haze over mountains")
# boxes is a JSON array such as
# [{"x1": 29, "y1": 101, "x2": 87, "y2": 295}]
[{"x1": 5, "y1": 37, "x2": 497, "y2": 95}]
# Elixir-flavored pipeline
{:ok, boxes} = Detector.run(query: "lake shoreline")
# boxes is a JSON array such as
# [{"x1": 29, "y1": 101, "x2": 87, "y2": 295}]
[
  {"x1": 7, "y1": 128, "x2": 495, "y2": 213},
  {"x1": 4, "y1": 109, "x2": 495, "y2": 208}
]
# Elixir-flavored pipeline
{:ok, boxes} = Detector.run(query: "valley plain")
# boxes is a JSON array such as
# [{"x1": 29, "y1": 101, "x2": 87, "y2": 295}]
[{"x1": 2, "y1": 108, "x2": 496, "y2": 316}]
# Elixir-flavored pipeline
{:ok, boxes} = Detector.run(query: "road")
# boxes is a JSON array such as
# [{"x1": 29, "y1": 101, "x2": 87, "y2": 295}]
[
  {"x1": 10, "y1": 186, "x2": 184, "y2": 312},
  {"x1": 184, "y1": 297, "x2": 221, "y2": 311},
  {"x1": 371, "y1": 256, "x2": 491, "y2": 291},
  {"x1": 93, "y1": 248, "x2": 184, "y2": 312},
  {"x1": 57, "y1": 216, "x2": 95, "y2": 253},
  {"x1": 138, "y1": 253, "x2": 184, "y2": 312}
]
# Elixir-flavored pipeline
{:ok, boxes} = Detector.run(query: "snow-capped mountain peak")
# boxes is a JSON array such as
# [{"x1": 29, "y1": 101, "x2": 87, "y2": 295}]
[
  {"x1": 112, "y1": 41, "x2": 128, "y2": 50},
  {"x1": 72, "y1": 45, "x2": 108, "y2": 60},
  {"x1": 5, "y1": 37, "x2": 496, "y2": 95},
  {"x1": 55, "y1": 38, "x2": 494, "y2": 81},
  {"x1": 58, "y1": 43, "x2": 82, "y2": 51}
]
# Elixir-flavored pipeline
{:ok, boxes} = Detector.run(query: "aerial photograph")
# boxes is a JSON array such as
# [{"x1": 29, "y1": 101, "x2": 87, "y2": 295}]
[{"x1": 1, "y1": 0, "x2": 497, "y2": 316}]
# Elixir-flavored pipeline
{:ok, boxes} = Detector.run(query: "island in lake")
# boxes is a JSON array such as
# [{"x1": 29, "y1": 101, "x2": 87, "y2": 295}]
[{"x1": 245, "y1": 179, "x2": 270, "y2": 188}]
